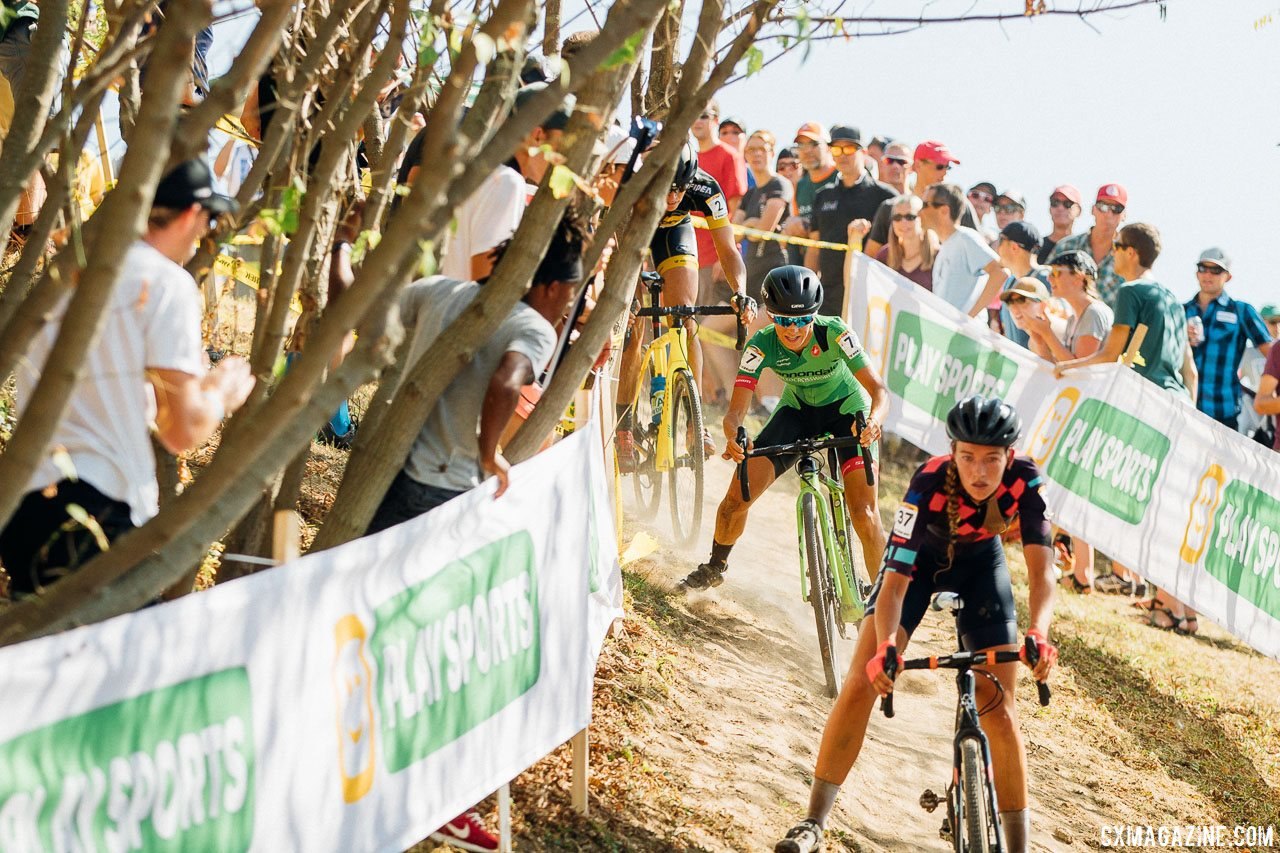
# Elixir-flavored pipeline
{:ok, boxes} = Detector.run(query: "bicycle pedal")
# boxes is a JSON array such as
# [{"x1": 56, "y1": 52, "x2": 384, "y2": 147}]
[
  {"x1": 919, "y1": 789, "x2": 941, "y2": 813},
  {"x1": 939, "y1": 818, "x2": 952, "y2": 841}
]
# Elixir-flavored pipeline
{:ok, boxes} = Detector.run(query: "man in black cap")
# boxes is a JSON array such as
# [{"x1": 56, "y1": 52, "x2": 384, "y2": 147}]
[
  {"x1": 0, "y1": 160, "x2": 255, "y2": 599},
  {"x1": 809, "y1": 125, "x2": 895, "y2": 315},
  {"x1": 995, "y1": 220, "x2": 1049, "y2": 347}
]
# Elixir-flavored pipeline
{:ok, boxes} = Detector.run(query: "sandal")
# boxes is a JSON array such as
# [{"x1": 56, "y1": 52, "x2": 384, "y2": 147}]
[
  {"x1": 1180, "y1": 615, "x2": 1199, "y2": 636},
  {"x1": 1148, "y1": 606, "x2": 1181, "y2": 631},
  {"x1": 1062, "y1": 574, "x2": 1092, "y2": 594},
  {"x1": 1130, "y1": 597, "x2": 1158, "y2": 611}
]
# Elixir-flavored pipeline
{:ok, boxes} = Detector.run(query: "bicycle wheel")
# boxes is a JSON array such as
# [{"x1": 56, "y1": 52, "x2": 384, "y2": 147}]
[
  {"x1": 630, "y1": 358, "x2": 663, "y2": 520},
  {"x1": 801, "y1": 492, "x2": 842, "y2": 698},
  {"x1": 667, "y1": 368, "x2": 705, "y2": 549},
  {"x1": 959, "y1": 737, "x2": 994, "y2": 853}
]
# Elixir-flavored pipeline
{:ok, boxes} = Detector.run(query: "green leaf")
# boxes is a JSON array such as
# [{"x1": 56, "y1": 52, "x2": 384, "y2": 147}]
[
  {"x1": 549, "y1": 164, "x2": 578, "y2": 199},
  {"x1": 744, "y1": 45, "x2": 764, "y2": 76},
  {"x1": 419, "y1": 43, "x2": 440, "y2": 68},
  {"x1": 416, "y1": 240, "x2": 438, "y2": 278},
  {"x1": 64, "y1": 504, "x2": 111, "y2": 552},
  {"x1": 601, "y1": 29, "x2": 646, "y2": 70}
]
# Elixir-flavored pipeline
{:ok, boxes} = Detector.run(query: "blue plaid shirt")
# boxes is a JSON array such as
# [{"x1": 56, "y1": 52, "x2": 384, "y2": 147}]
[
  {"x1": 1048, "y1": 229, "x2": 1124, "y2": 308},
  {"x1": 1185, "y1": 293, "x2": 1273, "y2": 421}
]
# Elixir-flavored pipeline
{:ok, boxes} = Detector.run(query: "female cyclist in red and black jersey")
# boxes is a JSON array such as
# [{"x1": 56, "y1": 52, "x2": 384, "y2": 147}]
[{"x1": 775, "y1": 395, "x2": 1059, "y2": 853}]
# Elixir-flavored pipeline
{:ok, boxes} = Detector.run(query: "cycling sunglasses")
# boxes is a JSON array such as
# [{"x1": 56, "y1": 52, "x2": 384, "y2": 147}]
[{"x1": 770, "y1": 313, "x2": 816, "y2": 328}]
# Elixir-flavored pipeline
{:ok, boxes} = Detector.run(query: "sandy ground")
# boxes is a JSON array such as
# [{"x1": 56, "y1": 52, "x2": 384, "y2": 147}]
[{"x1": 616, "y1": 452, "x2": 1233, "y2": 852}]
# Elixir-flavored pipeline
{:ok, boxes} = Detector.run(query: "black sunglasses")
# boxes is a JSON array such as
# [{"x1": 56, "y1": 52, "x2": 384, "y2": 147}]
[
  {"x1": 891, "y1": 213, "x2": 918, "y2": 222},
  {"x1": 1112, "y1": 240, "x2": 1131, "y2": 251},
  {"x1": 1196, "y1": 263, "x2": 1226, "y2": 275},
  {"x1": 1096, "y1": 201, "x2": 1125, "y2": 214},
  {"x1": 884, "y1": 156, "x2": 910, "y2": 166},
  {"x1": 1049, "y1": 198, "x2": 1076, "y2": 209},
  {"x1": 995, "y1": 204, "x2": 1023, "y2": 214}
]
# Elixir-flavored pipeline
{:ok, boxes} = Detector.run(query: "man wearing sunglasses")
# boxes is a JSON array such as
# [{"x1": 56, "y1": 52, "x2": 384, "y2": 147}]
[
  {"x1": 782, "y1": 122, "x2": 840, "y2": 265},
  {"x1": 878, "y1": 142, "x2": 913, "y2": 195},
  {"x1": 1183, "y1": 247, "x2": 1272, "y2": 431},
  {"x1": 863, "y1": 140, "x2": 978, "y2": 258},
  {"x1": 1037, "y1": 184, "x2": 1082, "y2": 264},
  {"x1": 919, "y1": 182, "x2": 1009, "y2": 318},
  {"x1": 681, "y1": 265, "x2": 889, "y2": 592},
  {"x1": 1046, "y1": 183, "x2": 1128, "y2": 307},
  {"x1": 809, "y1": 125, "x2": 896, "y2": 315}
]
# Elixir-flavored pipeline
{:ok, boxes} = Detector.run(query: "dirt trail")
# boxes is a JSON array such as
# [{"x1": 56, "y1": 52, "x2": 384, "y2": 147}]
[{"x1": 621, "y1": 453, "x2": 1194, "y2": 852}]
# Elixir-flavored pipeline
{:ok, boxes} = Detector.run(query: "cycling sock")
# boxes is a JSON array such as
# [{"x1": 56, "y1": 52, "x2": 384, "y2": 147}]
[
  {"x1": 709, "y1": 541, "x2": 733, "y2": 567},
  {"x1": 999, "y1": 809, "x2": 1029, "y2": 853},
  {"x1": 805, "y1": 778, "x2": 840, "y2": 828}
]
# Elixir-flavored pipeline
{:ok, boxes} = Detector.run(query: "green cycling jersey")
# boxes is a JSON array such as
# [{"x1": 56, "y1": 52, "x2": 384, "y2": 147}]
[{"x1": 734, "y1": 316, "x2": 871, "y2": 413}]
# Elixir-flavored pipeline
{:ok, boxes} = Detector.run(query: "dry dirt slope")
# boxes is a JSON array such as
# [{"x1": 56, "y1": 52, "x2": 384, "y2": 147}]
[{"x1": 420, "y1": 443, "x2": 1280, "y2": 852}]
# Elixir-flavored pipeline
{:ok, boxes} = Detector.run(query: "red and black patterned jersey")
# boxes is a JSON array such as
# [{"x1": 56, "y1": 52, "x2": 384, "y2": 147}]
[{"x1": 883, "y1": 454, "x2": 1051, "y2": 578}]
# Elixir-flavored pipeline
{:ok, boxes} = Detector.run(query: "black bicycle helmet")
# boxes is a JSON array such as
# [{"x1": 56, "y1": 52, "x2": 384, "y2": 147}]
[
  {"x1": 945, "y1": 395, "x2": 1022, "y2": 447},
  {"x1": 671, "y1": 137, "x2": 699, "y2": 191},
  {"x1": 760, "y1": 265, "x2": 823, "y2": 316}
]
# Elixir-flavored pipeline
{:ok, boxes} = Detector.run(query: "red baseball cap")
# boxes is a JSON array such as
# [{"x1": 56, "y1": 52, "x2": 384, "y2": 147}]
[
  {"x1": 1050, "y1": 184, "x2": 1082, "y2": 206},
  {"x1": 794, "y1": 122, "x2": 830, "y2": 144},
  {"x1": 914, "y1": 140, "x2": 960, "y2": 165},
  {"x1": 1095, "y1": 183, "x2": 1128, "y2": 206}
]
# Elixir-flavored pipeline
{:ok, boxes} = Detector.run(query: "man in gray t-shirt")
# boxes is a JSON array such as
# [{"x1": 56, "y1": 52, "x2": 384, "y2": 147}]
[{"x1": 366, "y1": 211, "x2": 588, "y2": 534}]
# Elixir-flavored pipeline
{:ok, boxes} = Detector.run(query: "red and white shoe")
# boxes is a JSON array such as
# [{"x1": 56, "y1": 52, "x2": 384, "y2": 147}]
[{"x1": 430, "y1": 811, "x2": 500, "y2": 852}]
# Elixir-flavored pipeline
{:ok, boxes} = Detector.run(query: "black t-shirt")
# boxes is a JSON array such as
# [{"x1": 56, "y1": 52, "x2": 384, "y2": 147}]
[
  {"x1": 812, "y1": 174, "x2": 896, "y2": 286},
  {"x1": 1036, "y1": 237, "x2": 1058, "y2": 265},
  {"x1": 741, "y1": 175, "x2": 793, "y2": 266},
  {"x1": 868, "y1": 194, "x2": 978, "y2": 247}
]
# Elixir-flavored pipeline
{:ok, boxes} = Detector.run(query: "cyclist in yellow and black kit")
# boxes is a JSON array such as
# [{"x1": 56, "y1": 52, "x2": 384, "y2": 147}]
[{"x1": 617, "y1": 139, "x2": 753, "y2": 463}]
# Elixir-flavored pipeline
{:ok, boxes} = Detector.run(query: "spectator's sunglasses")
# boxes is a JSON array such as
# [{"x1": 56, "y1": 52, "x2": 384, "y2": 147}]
[
  {"x1": 891, "y1": 213, "x2": 918, "y2": 222},
  {"x1": 1005, "y1": 295, "x2": 1031, "y2": 305},
  {"x1": 1112, "y1": 239, "x2": 1132, "y2": 251},
  {"x1": 884, "y1": 156, "x2": 910, "y2": 166},
  {"x1": 1196, "y1": 263, "x2": 1226, "y2": 275},
  {"x1": 770, "y1": 313, "x2": 816, "y2": 328},
  {"x1": 968, "y1": 190, "x2": 993, "y2": 204},
  {"x1": 1095, "y1": 201, "x2": 1125, "y2": 214},
  {"x1": 1049, "y1": 198, "x2": 1076, "y2": 209},
  {"x1": 995, "y1": 204, "x2": 1023, "y2": 214},
  {"x1": 830, "y1": 143, "x2": 861, "y2": 156}
]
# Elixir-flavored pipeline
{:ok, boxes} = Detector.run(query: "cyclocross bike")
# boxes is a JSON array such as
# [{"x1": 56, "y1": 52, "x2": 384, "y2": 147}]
[
  {"x1": 736, "y1": 416, "x2": 876, "y2": 699},
  {"x1": 627, "y1": 271, "x2": 746, "y2": 548},
  {"x1": 881, "y1": 592, "x2": 1051, "y2": 853}
]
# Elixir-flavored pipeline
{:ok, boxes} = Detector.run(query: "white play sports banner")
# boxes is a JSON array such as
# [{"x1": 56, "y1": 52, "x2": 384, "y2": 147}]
[
  {"x1": 0, "y1": 424, "x2": 622, "y2": 852},
  {"x1": 846, "y1": 254, "x2": 1280, "y2": 659}
]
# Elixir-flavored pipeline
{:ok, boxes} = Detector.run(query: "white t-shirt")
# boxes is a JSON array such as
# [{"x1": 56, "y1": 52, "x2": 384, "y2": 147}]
[
  {"x1": 18, "y1": 241, "x2": 205, "y2": 525},
  {"x1": 441, "y1": 165, "x2": 526, "y2": 281},
  {"x1": 932, "y1": 226, "x2": 1000, "y2": 313}
]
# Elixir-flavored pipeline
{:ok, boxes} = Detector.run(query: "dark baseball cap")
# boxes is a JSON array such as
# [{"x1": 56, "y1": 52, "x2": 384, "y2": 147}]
[
  {"x1": 1049, "y1": 249, "x2": 1098, "y2": 279},
  {"x1": 829, "y1": 125, "x2": 863, "y2": 145},
  {"x1": 999, "y1": 220, "x2": 1041, "y2": 252},
  {"x1": 514, "y1": 83, "x2": 576, "y2": 131},
  {"x1": 153, "y1": 160, "x2": 237, "y2": 214},
  {"x1": 968, "y1": 181, "x2": 997, "y2": 197}
]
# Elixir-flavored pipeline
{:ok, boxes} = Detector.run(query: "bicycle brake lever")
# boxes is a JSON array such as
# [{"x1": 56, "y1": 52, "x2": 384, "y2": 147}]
[
  {"x1": 737, "y1": 426, "x2": 751, "y2": 502},
  {"x1": 1023, "y1": 635, "x2": 1051, "y2": 706},
  {"x1": 854, "y1": 412, "x2": 876, "y2": 487},
  {"x1": 881, "y1": 646, "x2": 897, "y2": 718}
]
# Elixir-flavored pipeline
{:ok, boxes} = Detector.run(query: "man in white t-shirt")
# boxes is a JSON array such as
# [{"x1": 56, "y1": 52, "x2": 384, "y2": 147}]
[
  {"x1": 440, "y1": 164, "x2": 526, "y2": 282},
  {"x1": 921, "y1": 182, "x2": 1008, "y2": 316},
  {"x1": 0, "y1": 160, "x2": 255, "y2": 599}
]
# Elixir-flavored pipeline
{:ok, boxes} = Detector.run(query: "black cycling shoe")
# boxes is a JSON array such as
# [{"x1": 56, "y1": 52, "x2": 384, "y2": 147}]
[
  {"x1": 775, "y1": 819, "x2": 822, "y2": 853},
  {"x1": 679, "y1": 562, "x2": 725, "y2": 590}
]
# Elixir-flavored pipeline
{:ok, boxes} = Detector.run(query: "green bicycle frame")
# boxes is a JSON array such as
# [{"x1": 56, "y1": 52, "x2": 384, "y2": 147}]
[{"x1": 793, "y1": 455, "x2": 863, "y2": 622}]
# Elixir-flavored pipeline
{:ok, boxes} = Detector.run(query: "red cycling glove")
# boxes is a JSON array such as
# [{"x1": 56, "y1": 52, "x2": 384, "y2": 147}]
[
  {"x1": 865, "y1": 638, "x2": 896, "y2": 685},
  {"x1": 1021, "y1": 629, "x2": 1058, "y2": 669}
]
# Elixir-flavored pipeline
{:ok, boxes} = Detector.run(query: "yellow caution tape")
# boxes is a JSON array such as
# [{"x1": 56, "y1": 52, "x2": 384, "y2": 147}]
[
  {"x1": 696, "y1": 325, "x2": 740, "y2": 350},
  {"x1": 214, "y1": 115, "x2": 261, "y2": 147},
  {"x1": 213, "y1": 254, "x2": 302, "y2": 315},
  {"x1": 691, "y1": 216, "x2": 853, "y2": 251}
]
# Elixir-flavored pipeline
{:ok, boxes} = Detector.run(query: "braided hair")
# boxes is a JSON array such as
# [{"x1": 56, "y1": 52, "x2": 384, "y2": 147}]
[{"x1": 942, "y1": 457, "x2": 962, "y2": 575}]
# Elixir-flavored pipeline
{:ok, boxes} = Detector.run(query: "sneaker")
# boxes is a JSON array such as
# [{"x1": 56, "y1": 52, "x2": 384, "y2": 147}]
[
  {"x1": 701, "y1": 427, "x2": 717, "y2": 459},
  {"x1": 679, "y1": 562, "x2": 725, "y2": 590},
  {"x1": 1093, "y1": 573, "x2": 1136, "y2": 595},
  {"x1": 430, "y1": 811, "x2": 499, "y2": 852},
  {"x1": 616, "y1": 428, "x2": 637, "y2": 474},
  {"x1": 319, "y1": 416, "x2": 359, "y2": 451},
  {"x1": 775, "y1": 818, "x2": 823, "y2": 853}
]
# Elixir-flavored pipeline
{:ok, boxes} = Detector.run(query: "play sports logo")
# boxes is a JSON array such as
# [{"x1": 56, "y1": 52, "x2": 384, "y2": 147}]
[
  {"x1": 333, "y1": 531, "x2": 543, "y2": 801},
  {"x1": 862, "y1": 295, "x2": 892, "y2": 375},
  {"x1": 886, "y1": 311, "x2": 1019, "y2": 421},
  {"x1": 1179, "y1": 464, "x2": 1280, "y2": 620},
  {"x1": 0, "y1": 668, "x2": 255, "y2": 851},
  {"x1": 1036, "y1": 393, "x2": 1171, "y2": 525}
]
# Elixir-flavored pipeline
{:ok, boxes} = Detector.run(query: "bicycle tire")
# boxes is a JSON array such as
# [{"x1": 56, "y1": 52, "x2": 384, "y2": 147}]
[
  {"x1": 802, "y1": 492, "x2": 842, "y2": 698},
  {"x1": 630, "y1": 358, "x2": 663, "y2": 519},
  {"x1": 667, "y1": 368, "x2": 705, "y2": 549},
  {"x1": 959, "y1": 737, "x2": 993, "y2": 853}
]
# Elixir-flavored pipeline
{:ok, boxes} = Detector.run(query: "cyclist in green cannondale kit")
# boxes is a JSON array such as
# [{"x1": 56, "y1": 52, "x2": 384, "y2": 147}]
[
  {"x1": 682, "y1": 265, "x2": 890, "y2": 591},
  {"x1": 775, "y1": 396, "x2": 1059, "y2": 853}
]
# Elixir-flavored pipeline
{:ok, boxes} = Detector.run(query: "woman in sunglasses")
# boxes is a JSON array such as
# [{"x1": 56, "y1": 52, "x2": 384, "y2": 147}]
[
  {"x1": 855, "y1": 194, "x2": 938, "y2": 291},
  {"x1": 680, "y1": 265, "x2": 890, "y2": 592}
]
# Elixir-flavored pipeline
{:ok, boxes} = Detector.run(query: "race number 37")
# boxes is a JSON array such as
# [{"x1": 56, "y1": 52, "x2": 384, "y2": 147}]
[{"x1": 893, "y1": 503, "x2": 918, "y2": 539}]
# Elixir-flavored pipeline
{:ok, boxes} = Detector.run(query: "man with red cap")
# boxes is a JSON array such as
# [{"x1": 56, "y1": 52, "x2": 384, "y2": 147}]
[
  {"x1": 863, "y1": 140, "x2": 978, "y2": 257},
  {"x1": 1037, "y1": 184, "x2": 1082, "y2": 263},
  {"x1": 1047, "y1": 183, "x2": 1128, "y2": 307}
]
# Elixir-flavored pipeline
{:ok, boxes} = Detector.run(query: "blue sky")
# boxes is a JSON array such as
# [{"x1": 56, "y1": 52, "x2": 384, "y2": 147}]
[{"x1": 207, "y1": 2, "x2": 1277, "y2": 309}]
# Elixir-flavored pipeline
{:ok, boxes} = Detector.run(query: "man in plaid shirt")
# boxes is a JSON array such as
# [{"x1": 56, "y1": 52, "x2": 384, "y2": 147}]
[{"x1": 1185, "y1": 247, "x2": 1273, "y2": 430}]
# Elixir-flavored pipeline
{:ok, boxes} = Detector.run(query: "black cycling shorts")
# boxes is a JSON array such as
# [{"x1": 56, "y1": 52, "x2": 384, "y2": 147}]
[
  {"x1": 650, "y1": 218, "x2": 697, "y2": 275},
  {"x1": 865, "y1": 535, "x2": 1018, "y2": 652},
  {"x1": 754, "y1": 399, "x2": 878, "y2": 479}
]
